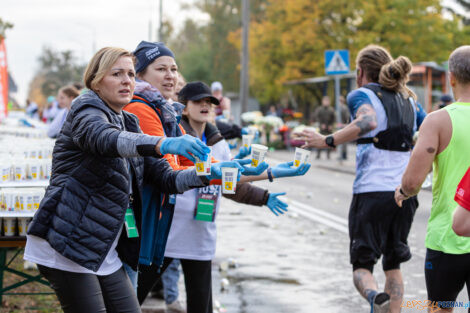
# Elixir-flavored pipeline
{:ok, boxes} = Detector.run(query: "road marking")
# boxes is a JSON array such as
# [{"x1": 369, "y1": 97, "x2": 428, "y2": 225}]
[
  {"x1": 290, "y1": 200, "x2": 348, "y2": 226},
  {"x1": 287, "y1": 199, "x2": 425, "y2": 259},
  {"x1": 288, "y1": 205, "x2": 348, "y2": 234}
]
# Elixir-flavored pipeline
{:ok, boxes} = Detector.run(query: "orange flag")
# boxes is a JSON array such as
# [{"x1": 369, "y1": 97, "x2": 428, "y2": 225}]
[{"x1": 0, "y1": 38, "x2": 8, "y2": 119}]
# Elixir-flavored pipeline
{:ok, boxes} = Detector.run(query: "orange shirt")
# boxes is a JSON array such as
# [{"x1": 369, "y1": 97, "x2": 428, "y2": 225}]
[{"x1": 124, "y1": 97, "x2": 188, "y2": 171}]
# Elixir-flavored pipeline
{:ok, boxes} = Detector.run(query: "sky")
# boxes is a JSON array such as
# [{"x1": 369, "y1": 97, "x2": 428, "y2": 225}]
[
  {"x1": 2, "y1": 0, "x2": 466, "y2": 104},
  {"x1": 2, "y1": 0, "x2": 206, "y2": 103}
]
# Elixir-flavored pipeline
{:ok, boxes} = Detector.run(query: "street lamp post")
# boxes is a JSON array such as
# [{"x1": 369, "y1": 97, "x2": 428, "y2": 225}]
[{"x1": 240, "y1": 0, "x2": 250, "y2": 114}]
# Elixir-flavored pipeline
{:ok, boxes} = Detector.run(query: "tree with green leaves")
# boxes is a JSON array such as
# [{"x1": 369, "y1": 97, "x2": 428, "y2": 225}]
[
  {"x1": 28, "y1": 47, "x2": 85, "y2": 104},
  {"x1": 169, "y1": 0, "x2": 267, "y2": 92},
  {"x1": 0, "y1": 18, "x2": 13, "y2": 40},
  {"x1": 245, "y1": 0, "x2": 467, "y2": 105}
]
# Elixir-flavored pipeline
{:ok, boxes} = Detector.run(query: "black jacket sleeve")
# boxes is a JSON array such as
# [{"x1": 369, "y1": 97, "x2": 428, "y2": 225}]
[{"x1": 216, "y1": 120, "x2": 243, "y2": 140}]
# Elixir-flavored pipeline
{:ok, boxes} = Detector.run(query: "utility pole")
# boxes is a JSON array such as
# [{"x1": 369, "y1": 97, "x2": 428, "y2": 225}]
[
  {"x1": 158, "y1": 0, "x2": 163, "y2": 41},
  {"x1": 240, "y1": 0, "x2": 250, "y2": 113}
]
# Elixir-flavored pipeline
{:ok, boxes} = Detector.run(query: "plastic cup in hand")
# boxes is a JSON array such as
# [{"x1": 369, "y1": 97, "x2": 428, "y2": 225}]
[
  {"x1": 293, "y1": 147, "x2": 311, "y2": 168},
  {"x1": 195, "y1": 148, "x2": 212, "y2": 176},
  {"x1": 242, "y1": 135, "x2": 253, "y2": 148},
  {"x1": 222, "y1": 168, "x2": 238, "y2": 194},
  {"x1": 250, "y1": 144, "x2": 268, "y2": 167},
  {"x1": 3, "y1": 217, "x2": 16, "y2": 236}
]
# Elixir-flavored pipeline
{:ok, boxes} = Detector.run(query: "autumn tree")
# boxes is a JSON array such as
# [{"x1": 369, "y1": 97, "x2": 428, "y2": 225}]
[
  {"x1": 170, "y1": 0, "x2": 267, "y2": 92},
  {"x1": 28, "y1": 47, "x2": 85, "y2": 105},
  {"x1": 244, "y1": 0, "x2": 467, "y2": 104}
]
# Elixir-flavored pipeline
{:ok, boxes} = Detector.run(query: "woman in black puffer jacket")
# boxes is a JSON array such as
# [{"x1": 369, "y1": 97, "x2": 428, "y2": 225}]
[{"x1": 24, "y1": 47, "x2": 216, "y2": 313}]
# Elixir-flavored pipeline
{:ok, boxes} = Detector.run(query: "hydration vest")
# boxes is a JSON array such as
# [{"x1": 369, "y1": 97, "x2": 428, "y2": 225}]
[{"x1": 356, "y1": 84, "x2": 415, "y2": 152}]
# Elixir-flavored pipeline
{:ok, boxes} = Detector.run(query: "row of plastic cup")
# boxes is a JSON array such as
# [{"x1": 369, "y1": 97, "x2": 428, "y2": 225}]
[
  {"x1": 0, "y1": 188, "x2": 46, "y2": 212},
  {"x1": 0, "y1": 125, "x2": 47, "y2": 139},
  {"x1": 0, "y1": 159, "x2": 52, "y2": 182},
  {"x1": 0, "y1": 142, "x2": 54, "y2": 160},
  {"x1": 1, "y1": 217, "x2": 32, "y2": 236}
]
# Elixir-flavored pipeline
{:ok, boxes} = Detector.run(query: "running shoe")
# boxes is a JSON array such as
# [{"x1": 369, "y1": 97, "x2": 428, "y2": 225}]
[
  {"x1": 371, "y1": 292, "x2": 390, "y2": 313},
  {"x1": 166, "y1": 299, "x2": 186, "y2": 313}
]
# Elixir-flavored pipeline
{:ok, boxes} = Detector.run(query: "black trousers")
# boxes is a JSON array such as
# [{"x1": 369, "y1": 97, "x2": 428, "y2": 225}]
[
  {"x1": 138, "y1": 257, "x2": 212, "y2": 313},
  {"x1": 38, "y1": 265, "x2": 140, "y2": 313}
]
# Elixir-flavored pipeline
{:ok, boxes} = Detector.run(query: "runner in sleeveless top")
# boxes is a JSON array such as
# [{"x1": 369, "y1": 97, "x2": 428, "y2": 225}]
[
  {"x1": 301, "y1": 45, "x2": 422, "y2": 313},
  {"x1": 396, "y1": 46, "x2": 470, "y2": 313}
]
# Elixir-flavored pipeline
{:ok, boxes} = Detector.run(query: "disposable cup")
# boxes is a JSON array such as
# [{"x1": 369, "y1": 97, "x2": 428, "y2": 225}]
[
  {"x1": 221, "y1": 168, "x2": 238, "y2": 194},
  {"x1": 242, "y1": 135, "x2": 253, "y2": 148},
  {"x1": 14, "y1": 161, "x2": 27, "y2": 181},
  {"x1": 18, "y1": 217, "x2": 30, "y2": 236},
  {"x1": 293, "y1": 147, "x2": 311, "y2": 168},
  {"x1": 250, "y1": 144, "x2": 268, "y2": 167},
  {"x1": 194, "y1": 148, "x2": 212, "y2": 176},
  {"x1": 3, "y1": 217, "x2": 16, "y2": 236},
  {"x1": 32, "y1": 189, "x2": 45, "y2": 211},
  {"x1": 1, "y1": 164, "x2": 11, "y2": 182},
  {"x1": 222, "y1": 110, "x2": 230, "y2": 119},
  {"x1": 28, "y1": 160, "x2": 40, "y2": 180},
  {"x1": 3, "y1": 190, "x2": 16, "y2": 212}
]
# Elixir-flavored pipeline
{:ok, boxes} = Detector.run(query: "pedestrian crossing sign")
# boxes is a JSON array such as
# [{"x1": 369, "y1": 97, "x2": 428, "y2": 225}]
[{"x1": 325, "y1": 50, "x2": 350, "y2": 75}]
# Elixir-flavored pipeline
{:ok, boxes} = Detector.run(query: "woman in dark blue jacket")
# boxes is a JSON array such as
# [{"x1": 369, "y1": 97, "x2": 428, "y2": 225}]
[{"x1": 23, "y1": 47, "x2": 236, "y2": 313}]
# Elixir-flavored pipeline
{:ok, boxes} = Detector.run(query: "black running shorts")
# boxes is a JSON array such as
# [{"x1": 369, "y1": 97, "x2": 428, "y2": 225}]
[
  {"x1": 349, "y1": 191, "x2": 418, "y2": 272},
  {"x1": 425, "y1": 248, "x2": 470, "y2": 306}
]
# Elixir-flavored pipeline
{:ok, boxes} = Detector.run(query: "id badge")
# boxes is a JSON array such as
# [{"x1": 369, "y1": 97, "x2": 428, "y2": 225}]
[
  {"x1": 194, "y1": 185, "x2": 220, "y2": 222},
  {"x1": 124, "y1": 208, "x2": 139, "y2": 238}
]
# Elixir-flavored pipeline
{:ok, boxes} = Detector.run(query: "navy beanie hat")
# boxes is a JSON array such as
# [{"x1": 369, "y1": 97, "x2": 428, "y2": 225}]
[{"x1": 133, "y1": 41, "x2": 175, "y2": 73}]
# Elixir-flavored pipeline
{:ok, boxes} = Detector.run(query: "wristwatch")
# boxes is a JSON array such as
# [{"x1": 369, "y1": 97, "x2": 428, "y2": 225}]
[
  {"x1": 267, "y1": 168, "x2": 274, "y2": 182},
  {"x1": 325, "y1": 135, "x2": 336, "y2": 148}
]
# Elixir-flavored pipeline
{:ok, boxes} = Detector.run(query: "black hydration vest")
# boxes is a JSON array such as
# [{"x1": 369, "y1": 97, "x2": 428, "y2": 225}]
[{"x1": 356, "y1": 84, "x2": 415, "y2": 152}]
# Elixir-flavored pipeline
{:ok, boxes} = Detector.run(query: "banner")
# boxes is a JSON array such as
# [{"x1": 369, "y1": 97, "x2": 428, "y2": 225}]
[{"x1": 0, "y1": 38, "x2": 8, "y2": 119}]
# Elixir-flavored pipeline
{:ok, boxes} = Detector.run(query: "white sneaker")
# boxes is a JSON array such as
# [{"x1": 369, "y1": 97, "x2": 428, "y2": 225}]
[{"x1": 166, "y1": 300, "x2": 186, "y2": 313}]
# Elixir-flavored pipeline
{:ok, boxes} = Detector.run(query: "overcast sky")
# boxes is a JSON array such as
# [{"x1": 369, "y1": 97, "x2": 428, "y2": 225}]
[
  {"x1": 2, "y1": 0, "x2": 465, "y2": 103},
  {"x1": 2, "y1": 0, "x2": 206, "y2": 102}
]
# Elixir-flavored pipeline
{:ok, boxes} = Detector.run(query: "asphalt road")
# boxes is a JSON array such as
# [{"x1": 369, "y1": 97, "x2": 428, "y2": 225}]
[{"x1": 143, "y1": 147, "x2": 469, "y2": 313}]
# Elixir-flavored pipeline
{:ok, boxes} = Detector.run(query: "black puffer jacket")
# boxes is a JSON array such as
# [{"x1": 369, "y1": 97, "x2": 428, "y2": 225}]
[{"x1": 28, "y1": 91, "x2": 203, "y2": 272}]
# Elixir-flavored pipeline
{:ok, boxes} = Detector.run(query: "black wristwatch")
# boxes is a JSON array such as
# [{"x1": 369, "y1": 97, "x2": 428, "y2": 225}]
[{"x1": 325, "y1": 135, "x2": 336, "y2": 148}]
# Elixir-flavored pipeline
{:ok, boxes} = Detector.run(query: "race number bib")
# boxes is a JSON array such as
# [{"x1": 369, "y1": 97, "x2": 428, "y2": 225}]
[{"x1": 194, "y1": 185, "x2": 221, "y2": 222}]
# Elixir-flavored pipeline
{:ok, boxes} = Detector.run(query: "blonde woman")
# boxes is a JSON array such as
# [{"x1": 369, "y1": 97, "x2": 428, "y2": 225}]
[{"x1": 23, "y1": 47, "x2": 234, "y2": 313}]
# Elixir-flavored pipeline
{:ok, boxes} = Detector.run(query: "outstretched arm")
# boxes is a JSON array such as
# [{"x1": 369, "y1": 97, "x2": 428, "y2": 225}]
[{"x1": 301, "y1": 103, "x2": 377, "y2": 149}]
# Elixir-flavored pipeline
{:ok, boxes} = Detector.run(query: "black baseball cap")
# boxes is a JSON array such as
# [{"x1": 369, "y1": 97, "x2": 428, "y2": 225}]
[{"x1": 178, "y1": 81, "x2": 220, "y2": 105}]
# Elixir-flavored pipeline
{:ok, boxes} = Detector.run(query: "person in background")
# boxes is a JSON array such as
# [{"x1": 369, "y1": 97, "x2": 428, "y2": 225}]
[
  {"x1": 211, "y1": 81, "x2": 231, "y2": 118},
  {"x1": 438, "y1": 94, "x2": 453, "y2": 109},
  {"x1": 25, "y1": 99, "x2": 39, "y2": 119},
  {"x1": 24, "y1": 46, "x2": 218, "y2": 313},
  {"x1": 42, "y1": 96, "x2": 60, "y2": 123},
  {"x1": 47, "y1": 85, "x2": 79, "y2": 138},
  {"x1": 314, "y1": 96, "x2": 336, "y2": 159},
  {"x1": 266, "y1": 105, "x2": 280, "y2": 117}
]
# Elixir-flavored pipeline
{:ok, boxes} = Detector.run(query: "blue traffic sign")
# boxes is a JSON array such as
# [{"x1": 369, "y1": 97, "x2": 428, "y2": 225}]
[{"x1": 325, "y1": 50, "x2": 350, "y2": 75}]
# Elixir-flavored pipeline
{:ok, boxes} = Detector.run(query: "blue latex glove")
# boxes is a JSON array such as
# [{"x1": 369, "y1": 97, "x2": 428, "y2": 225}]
[
  {"x1": 241, "y1": 127, "x2": 250, "y2": 135},
  {"x1": 228, "y1": 140, "x2": 238, "y2": 150},
  {"x1": 234, "y1": 146, "x2": 251, "y2": 159},
  {"x1": 271, "y1": 161, "x2": 311, "y2": 178},
  {"x1": 235, "y1": 158, "x2": 269, "y2": 176},
  {"x1": 266, "y1": 192, "x2": 288, "y2": 216},
  {"x1": 160, "y1": 135, "x2": 211, "y2": 163},
  {"x1": 208, "y1": 161, "x2": 245, "y2": 181}
]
